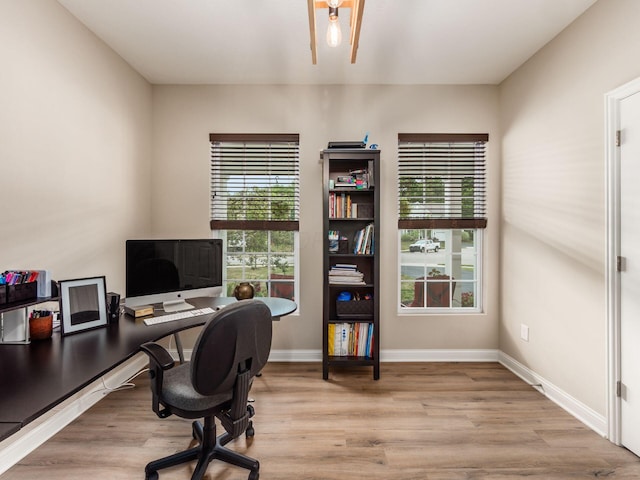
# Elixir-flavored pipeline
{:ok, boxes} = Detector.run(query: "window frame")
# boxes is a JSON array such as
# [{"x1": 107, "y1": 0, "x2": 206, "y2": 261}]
[
  {"x1": 210, "y1": 133, "x2": 300, "y2": 302},
  {"x1": 397, "y1": 133, "x2": 488, "y2": 314},
  {"x1": 397, "y1": 228, "x2": 483, "y2": 314}
]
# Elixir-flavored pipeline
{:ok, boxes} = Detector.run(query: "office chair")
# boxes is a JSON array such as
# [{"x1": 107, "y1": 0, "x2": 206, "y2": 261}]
[{"x1": 140, "y1": 299, "x2": 273, "y2": 480}]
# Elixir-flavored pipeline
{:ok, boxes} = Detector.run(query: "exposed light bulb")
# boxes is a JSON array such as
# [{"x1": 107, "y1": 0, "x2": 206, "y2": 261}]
[
  {"x1": 326, "y1": 0, "x2": 344, "y2": 7},
  {"x1": 326, "y1": 7, "x2": 342, "y2": 47}
]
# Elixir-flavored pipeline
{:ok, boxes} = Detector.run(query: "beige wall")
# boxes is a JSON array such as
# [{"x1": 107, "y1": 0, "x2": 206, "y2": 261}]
[
  {"x1": 6, "y1": 0, "x2": 636, "y2": 426},
  {"x1": 499, "y1": 0, "x2": 640, "y2": 415},
  {"x1": 151, "y1": 85, "x2": 501, "y2": 351},
  {"x1": 0, "y1": 0, "x2": 153, "y2": 295}
]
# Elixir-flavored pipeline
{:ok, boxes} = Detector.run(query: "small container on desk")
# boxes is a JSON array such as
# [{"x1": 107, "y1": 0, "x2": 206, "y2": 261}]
[
  {"x1": 7, "y1": 282, "x2": 38, "y2": 303},
  {"x1": 0, "y1": 282, "x2": 52, "y2": 344},
  {"x1": 29, "y1": 314, "x2": 53, "y2": 340}
]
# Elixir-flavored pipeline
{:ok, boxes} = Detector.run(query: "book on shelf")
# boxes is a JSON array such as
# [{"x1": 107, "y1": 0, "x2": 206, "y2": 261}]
[
  {"x1": 329, "y1": 275, "x2": 364, "y2": 285},
  {"x1": 329, "y1": 192, "x2": 361, "y2": 218},
  {"x1": 353, "y1": 223, "x2": 374, "y2": 254},
  {"x1": 328, "y1": 322, "x2": 374, "y2": 357},
  {"x1": 332, "y1": 263, "x2": 357, "y2": 270}
]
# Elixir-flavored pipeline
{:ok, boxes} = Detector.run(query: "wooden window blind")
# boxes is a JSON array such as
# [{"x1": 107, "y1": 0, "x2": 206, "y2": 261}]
[
  {"x1": 210, "y1": 134, "x2": 300, "y2": 231},
  {"x1": 398, "y1": 133, "x2": 488, "y2": 229}
]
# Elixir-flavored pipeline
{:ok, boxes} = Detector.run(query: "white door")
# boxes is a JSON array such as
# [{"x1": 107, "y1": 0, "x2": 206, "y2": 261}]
[{"x1": 620, "y1": 90, "x2": 640, "y2": 457}]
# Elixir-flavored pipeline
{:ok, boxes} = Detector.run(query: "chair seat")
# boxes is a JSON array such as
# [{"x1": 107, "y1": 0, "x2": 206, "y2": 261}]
[{"x1": 162, "y1": 363, "x2": 233, "y2": 416}]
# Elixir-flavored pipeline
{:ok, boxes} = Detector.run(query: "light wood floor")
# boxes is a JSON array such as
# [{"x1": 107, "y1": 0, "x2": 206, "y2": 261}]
[{"x1": 4, "y1": 362, "x2": 640, "y2": 479}]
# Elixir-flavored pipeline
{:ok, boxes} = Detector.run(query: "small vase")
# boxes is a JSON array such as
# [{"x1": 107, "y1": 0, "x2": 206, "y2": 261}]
[{"x1": 233, "y1": 282, "x2": 255, "y2": 300}]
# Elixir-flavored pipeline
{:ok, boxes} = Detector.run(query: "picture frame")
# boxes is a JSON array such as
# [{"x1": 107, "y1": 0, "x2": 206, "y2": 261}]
[{"x1": 59, "y1": 276, "x2": 108, "y2": 336}]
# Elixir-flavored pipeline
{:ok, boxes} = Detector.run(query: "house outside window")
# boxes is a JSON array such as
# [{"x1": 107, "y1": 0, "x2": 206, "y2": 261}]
[
  {"x1": 398, "y1": 133, "x2": 488, "y2": 312},
  {"x1": 210, "y1": 134, "x2": 299, "y2": 301}
]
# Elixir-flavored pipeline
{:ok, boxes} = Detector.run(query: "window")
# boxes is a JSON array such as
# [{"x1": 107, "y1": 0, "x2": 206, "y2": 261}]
[
  {"x1": 397, "y1": 133, "x2": 488, "y2": 311},
  {"x1": 210, "y1": 134, "x2": 299, "y2": 301}
]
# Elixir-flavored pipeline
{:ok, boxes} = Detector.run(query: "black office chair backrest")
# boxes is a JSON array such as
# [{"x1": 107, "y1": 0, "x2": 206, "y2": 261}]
[{"x1": 190, "y1": 299, "x2": 272, "y2": 397}]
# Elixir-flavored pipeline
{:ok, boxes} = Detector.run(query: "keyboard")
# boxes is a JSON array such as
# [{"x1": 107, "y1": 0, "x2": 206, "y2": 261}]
[{"x1": 143, "y1": 307, "x2": 216, "y2": 326}]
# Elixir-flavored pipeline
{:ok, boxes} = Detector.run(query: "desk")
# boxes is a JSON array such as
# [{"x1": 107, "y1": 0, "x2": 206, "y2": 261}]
[{"x1": 0, "y1": 297, "x2": 296, "y2": 441}]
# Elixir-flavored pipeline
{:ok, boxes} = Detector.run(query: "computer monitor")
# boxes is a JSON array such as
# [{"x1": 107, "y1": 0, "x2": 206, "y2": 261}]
[{"x1": 125, "y1": 239, "x2": 223, "y2": 312}]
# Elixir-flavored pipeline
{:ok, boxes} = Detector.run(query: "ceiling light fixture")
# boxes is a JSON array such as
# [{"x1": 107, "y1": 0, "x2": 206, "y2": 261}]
[
  {"x1": 326, "y1": 7, "x2": 342, "y2": 48},
  {"x1": 307, "y1": 0, "x2": 365, "y2": 65}
]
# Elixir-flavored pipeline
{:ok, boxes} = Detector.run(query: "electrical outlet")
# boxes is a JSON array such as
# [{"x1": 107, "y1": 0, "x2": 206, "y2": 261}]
[{"x1": 520, "y1": 324, "x2": 529, "y2": 342}]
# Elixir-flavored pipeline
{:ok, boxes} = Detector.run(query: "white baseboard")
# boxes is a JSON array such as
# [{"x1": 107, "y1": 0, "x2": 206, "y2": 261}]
[
  {"x1": 381, "y1": 348, "x2": 500, "y2": 362},
  {"x1": 0, "y1": 353, "x2": 149, "y2": 476},
  {"x1": 269, "y1": 349, "x2": 322, "y2": 362},
  {"x1": 498, "y1": 352, "x2": 607, "y2": 437},
  {"x1": 169, "y1": 348, "x2": 500, "y2": 363},
  {"x1": 169, "y1": 348, "x2": 324, "y2": 363},
  {"x1": 0, "y1": 348, "x2": 609, "y2": 476}
]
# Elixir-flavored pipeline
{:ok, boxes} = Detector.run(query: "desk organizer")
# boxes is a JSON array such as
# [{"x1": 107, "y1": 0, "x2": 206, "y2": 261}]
[
  {"x1": 0, "y1": 285, "x2": 6, "y2": 305},
  {"x1": 336, "y1": 299, "x2": 373, "y2": 318},
  {"x1": 6, "y1": 282, "x2": 38, "y2": 304},
  {"x1": 337, "y1": 239, "x2": 349, "y2": 254},
  {"x1": 29, "y1": 314, "x2": 53, "y2": 340}
]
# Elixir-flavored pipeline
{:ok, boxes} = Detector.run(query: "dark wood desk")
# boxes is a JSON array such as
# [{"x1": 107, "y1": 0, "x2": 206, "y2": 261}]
[
  {"x1": 0, "y1": 297, "x2": 296, "y2": 441},
  {"x1": 0, "y1": 424, "x2": 20, "y2": 441}
]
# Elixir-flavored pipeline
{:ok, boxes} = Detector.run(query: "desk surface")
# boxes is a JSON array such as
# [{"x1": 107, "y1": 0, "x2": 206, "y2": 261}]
[{"x1": 0, "y1": 296, "x2": 295, "y2": 440}]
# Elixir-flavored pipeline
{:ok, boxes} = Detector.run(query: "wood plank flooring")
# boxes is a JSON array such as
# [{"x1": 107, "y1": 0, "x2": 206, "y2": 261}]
[{"x1": 4, "y1": 362, "x2": 640, "y2": 479}]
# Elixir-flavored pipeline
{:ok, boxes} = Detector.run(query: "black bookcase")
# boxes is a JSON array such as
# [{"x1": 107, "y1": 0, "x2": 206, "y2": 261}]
[{"x1": 322, "y1": 148, "x2": 380, "y2": 380}]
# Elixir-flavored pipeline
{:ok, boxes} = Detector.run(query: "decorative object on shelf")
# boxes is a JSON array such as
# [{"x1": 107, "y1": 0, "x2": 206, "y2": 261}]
[
  {"x1": 29, "y1": 310, "x2": 53, "y2": 340},
  {"x1": 59, "y1": 276, "x2": 108, "y2": 336},
  {"x1": 233, "y1": 282, "x2": 255, "y2": 300}
]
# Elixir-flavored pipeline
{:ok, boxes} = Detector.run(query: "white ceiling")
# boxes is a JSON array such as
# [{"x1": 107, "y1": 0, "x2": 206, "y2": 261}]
[{"x1": 56, "y1": 0, "x2": 597, "y2": 85}]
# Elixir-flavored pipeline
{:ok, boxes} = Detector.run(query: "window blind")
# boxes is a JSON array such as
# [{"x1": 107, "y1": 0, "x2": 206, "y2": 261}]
[
  {"x1": 398, "y1": 133, "x2": 488, "y2": 229},
  {"x1": 210, "y1": 134, "x2": 300, "y2": 231}
]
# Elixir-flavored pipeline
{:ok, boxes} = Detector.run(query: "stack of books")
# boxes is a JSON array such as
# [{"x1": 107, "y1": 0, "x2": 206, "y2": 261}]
[{"x1": 328, "y1": 264, "x2": 365, "y2": 285}]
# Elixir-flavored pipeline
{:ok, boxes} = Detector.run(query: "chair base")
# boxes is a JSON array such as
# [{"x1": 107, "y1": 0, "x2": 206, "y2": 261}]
[{"x1": 145, "y1": 416, "x2": 259, "y2": 480}]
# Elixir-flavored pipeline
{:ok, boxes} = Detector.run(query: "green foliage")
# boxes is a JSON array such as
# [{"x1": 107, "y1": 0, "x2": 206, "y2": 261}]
[
  {"x1": 461, "y1": 177, "x2": 475, "y2": 218},
  {"x1": 227, "y1": 185, "x2": 296, "y2": 221},
  {"x1": 221, "y1": 181, "x2": 296, "y2": 299},
  {"x1": 399, "y1": 176, "x2": 444, "y2": 203},
  {"x1": 399, "y1": 176, "x2": 444, "y2": 218}
]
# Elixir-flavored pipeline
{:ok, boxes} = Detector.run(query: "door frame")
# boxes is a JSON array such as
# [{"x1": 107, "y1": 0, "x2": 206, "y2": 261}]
[{"x1": 605, "y1": 76, "x2": 640, "y2": 445}]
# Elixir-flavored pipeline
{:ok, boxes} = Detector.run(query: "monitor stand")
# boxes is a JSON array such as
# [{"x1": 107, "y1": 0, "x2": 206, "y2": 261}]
[{"x1": 162, "y1": 299, "x2": 195, "y2": 313}]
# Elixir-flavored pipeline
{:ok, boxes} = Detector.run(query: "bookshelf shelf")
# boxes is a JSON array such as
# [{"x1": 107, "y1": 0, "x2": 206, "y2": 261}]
[{"x1": 322, "y1": 147, "x2": 380, "y2": 380}]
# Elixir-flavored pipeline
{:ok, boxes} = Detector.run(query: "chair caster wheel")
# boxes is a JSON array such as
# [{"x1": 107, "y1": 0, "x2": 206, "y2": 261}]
[
  {"x1": 248, "y1": 470, "x2": 259, "y2": 480},
  {"x1": 246, "y1": 421, "x2": 255, "y2": 438}
]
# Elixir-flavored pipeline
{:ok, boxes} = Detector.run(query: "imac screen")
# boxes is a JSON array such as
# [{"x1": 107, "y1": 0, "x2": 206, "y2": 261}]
[{"x1": 125, "y1": 239, "x2": 222, "y2": 308}]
